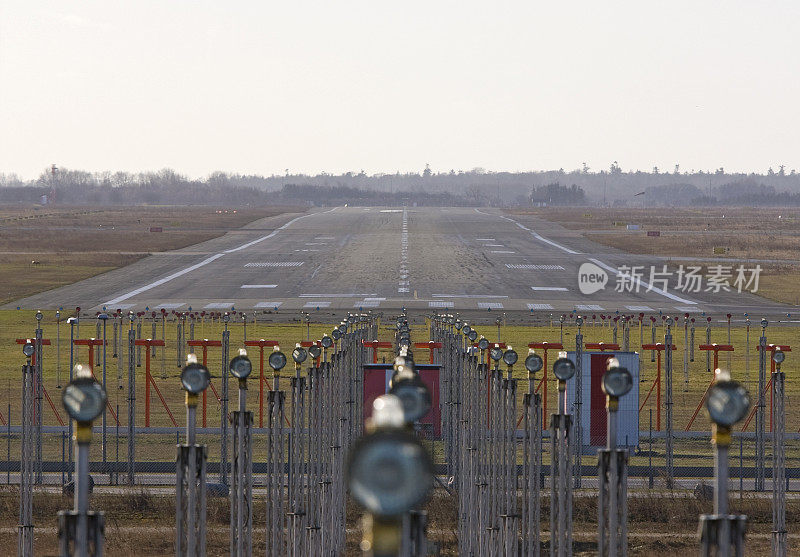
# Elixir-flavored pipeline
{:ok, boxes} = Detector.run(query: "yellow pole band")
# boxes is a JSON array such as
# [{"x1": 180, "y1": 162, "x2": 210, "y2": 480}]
[
  {"x1": 712, "y1": 424, "x2": 732, "y2": 447},
  {"x1": 606, "y1": 397, "x2": 619, "y2": 412},
  {"x1": 186, "y1": 392, "x2": 198, "y2": 408},
  {"x1": 75, "y1": 422, "x2": 92, "y2": 444}
]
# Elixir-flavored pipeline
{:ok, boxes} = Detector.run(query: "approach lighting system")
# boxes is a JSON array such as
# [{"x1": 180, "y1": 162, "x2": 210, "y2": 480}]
[
  {"x1": 706, "y1": 374, "x2": 751, "y2": 427},
  {"x1": 503, "y1": 348, "x2": 518, "y2": 366},
  {"x1": 389, "y1": 376, "x2": 432, "y2": 423},
  {"x1": 292, "y1": 345, "x2": 308, "y2": 364},
  {"x1": 601, "y1": 359, "x2": 633, "y2": 398},
  {"x1": 332, "y1": 328, "x2": 342, "y2": 341},
  {"x1": 62, "y1": 367, "x2": 107, "y2": 423},
  {"x1": 321, "y1": 335, "x2": 334, "y2": 349},
  {"x1": 490, "y1": 346, "x2": 503, "y2": 362},
  {"x1": 268, "y1": 349, "x2": 287, "y2": 372},
  {"x1": 308, "y1": 345, "x2": 322, "y2": 359},
  {"x1": 181, "y1": 355, "x2": 211, "y2": 394},
  {"x1": 346, "y1": 430, "x2": 434, "y2": 517},
  {"x1": 773, "y1": 350, "x2": 786, "y2": 364},
  {"x1": 468, "y1": 330, "x2": 478, "y2": 342},
  {"x1": 525, "y1": 352, "x2": 543, "y2": 374},
  {"x1": 478, "y1": 337, "x2": 489, "y2": 351},
  {"x1": 553, "y1": 356, "x2": 576, "y2": 381},
  {"x1": 229, "y1": 349, "x2": 252, "y2": 380},
  {"x1": 462, "y1": 325, "x2": 472, "y2": 336},
  {"x1": 22, "y1": 342, "x2": 35, "y2": 358}
]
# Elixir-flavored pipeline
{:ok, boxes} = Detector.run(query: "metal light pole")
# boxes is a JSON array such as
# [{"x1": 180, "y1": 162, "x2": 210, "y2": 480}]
[
  {"x1": 18, "y1": 343, "x2": 35, "y2": 556},
  {"x1": 230, "y1": 349, "x2": 253, "y2": 557},
  {"x1": 771, "y1": 350, "x2": 787, "y2": 557},
  {"x1": 551, "y1": 354, "x2": 576, "y2": 557},
  {"x1": 58, "y1": 366, "x2": 107, "y2": 557},
  {"x1": 176, "y1": 355, "x2": 210, "y2": 556},
  {"x1": 698, "y1": 371, "x2": 750, "y2": 557}
]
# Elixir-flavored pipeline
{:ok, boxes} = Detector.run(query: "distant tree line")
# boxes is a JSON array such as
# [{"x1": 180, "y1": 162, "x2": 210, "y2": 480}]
[{"x1": 2, "y1": 164, "x2": 800, "y2": 207}]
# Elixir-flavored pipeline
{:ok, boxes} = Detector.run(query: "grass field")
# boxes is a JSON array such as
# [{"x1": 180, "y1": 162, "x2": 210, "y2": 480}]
[
  {"x1": 0, "y1": 204, "x2": 303, "y2": 304},
  {"x1": 507, "y1": 206, "x2": 800, "y2": 305}
]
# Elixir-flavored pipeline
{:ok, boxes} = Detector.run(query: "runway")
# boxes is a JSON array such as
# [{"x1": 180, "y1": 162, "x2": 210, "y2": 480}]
[{"x1": 6, "y1": 206, "x2": 789, "y2": 317}]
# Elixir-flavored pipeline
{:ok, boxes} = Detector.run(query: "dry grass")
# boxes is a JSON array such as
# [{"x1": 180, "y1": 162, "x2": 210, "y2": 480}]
[
  {"x1": 507, "y1": 207, "x2": 800, "y2": 305},
  {"x1": 0, "y1": 204, "x2": 304, "y2": 304}
]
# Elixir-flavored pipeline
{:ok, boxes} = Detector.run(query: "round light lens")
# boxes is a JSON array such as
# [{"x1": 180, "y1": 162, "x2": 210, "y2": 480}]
[
  {"x1": 490, "y1": 347, "x2": 503, "y2": 362},
  {"x1": 229, "y1": 355, "x2": 252, "y2": 379},
  {"x1": 389, "y1": 376, "x2": 432, "y2": 422},
  {"x1": 308, "y1": 345, "x2": 322, "y2": 359},
  {"x1": 22, "y1": 343, "x2": 35, "y2": 357},
  {"x1": 478, "y1": 338, "x2": 489, "y2": 350},
  {"x1": 346, "y1": 430, "x2": 434, "y2": 517},
  {"x1": 462, "y1": 325, "x2": 472, "y2": 336},
  {"x1": 332, "y1": 328, "x2": 342, "y2": 340},
  {"x1": 321, "y1": 335, "x2": 333, "y2": 348},
  {"x1": 503, "y1": 349, "x2": 518, "y2": 366},
  {"x1": 553, "y1": 357, "x2": 576, "y2": 381},
  {"x1": 468, "y1": 330, "x2": 478, "y2": 342},
  {"x1": 525, "y1": 353, "x2": 543, "y2": 374},
  {"x1": 455, "y1": 321, "x2": 463, "y2": 330},
  {"x1": 773, "y1": 350, "x2": 786, "y2": 364},
  {"x1": 269, "y1": 351, "x2": 287, "y2": 371},
  {"x1": 706, "y1": 380, "x2": 750, "y2": 427},
  {"x1": 62, "y1": 376, "x2": 107, "y2": 422},
  {"x1": 398, "y1": 337, "x2": 411, "y2": 348},
  {"x1": 181, "y1": 362, "x2": 211, "y2": 394},
  {"x1": 292, "y1": 347, "x2": 308, "y2": 364},
  {"x1": 601, "y1": 367, "x2": 633, "y2": 398}
]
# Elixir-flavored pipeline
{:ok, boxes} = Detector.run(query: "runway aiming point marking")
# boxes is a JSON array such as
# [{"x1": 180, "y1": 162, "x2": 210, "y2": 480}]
[
  {"x1": 155, "y1": 303, "x2": 185, "y2": 309},
  {"x1": 303, "y1": 301, "x2": 331, "y2": 308},
  {"x1": 254, "y1": 302, "x2": 282, "y2": 308},
  {"x1": 204, "y1": 302, "x2": 235, "y2": 309},
  {"x1": 531, "y1": 286, "x2": 568, "y2": 291},
  {"x1": 625, "y1": 305, "x2": 653, "y2": 311},
  {"x1": 429, "y1": 301, "x2": 454, "y2": 308},
  {"x1": 478, "y1": 302, "x2": 504, "y2": 310},
  {"x1": 527, "y1": 303, "x2": 554, "y2": 310},
  {"x1": 576, "y1": 304, "x2": 604, "y2": 311},
  {"x1": 244, "y1": 262, "x2": 304, "y2": 267},
  {"x1": 506, "y1": 264, "x2": 565, "y2": 270},
  {"x1": 241, "y1": 285, "x2": 278, "y2": 289}
]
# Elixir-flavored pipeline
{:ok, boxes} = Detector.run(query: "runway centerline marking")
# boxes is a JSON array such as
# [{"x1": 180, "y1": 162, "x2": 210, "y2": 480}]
[
  {"x1": 241, "y1": 284, "x2": 277, "y2": 289},
  {"x1": 531, "y1": 286, "x2": 568, "y2": 291}
]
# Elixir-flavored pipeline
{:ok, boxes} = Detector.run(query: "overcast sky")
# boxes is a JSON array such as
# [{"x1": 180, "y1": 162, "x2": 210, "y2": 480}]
[{"x1": 1, "y1": 1, "x2": 798, "y2": 179}]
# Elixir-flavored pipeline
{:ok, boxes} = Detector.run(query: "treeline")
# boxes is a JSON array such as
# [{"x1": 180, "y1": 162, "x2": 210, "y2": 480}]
[
  {"x1": 642, "y1": 179, "x2": 800, "y2": 207},
  {"x1": 3, "y1": 164, "x2": 800, "y2": 206}
]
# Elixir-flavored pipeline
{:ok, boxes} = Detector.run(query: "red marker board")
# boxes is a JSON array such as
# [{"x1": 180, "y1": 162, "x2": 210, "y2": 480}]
[{"x1": 362, "y1": 363, "x2": 441, "y2": 437}]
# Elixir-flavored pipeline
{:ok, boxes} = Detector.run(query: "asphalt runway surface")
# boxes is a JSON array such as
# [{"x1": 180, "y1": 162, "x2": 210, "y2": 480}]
[{"x1": 6, "y1": 206, "x2": 790, "y2": 317}]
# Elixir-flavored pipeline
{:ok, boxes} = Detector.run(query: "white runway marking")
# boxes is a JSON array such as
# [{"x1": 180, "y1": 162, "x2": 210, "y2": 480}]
[
  {"x1": 304, "y1": 242, "x2": 327, "y2": 246},
  {"x1": 478, "y1": 302, "x2": 504, "y2": 309},
  {"x1": 299, "y1": 293, "x2": 378, "y2": 298},
  {"x1": 315, "y1": 236, "x2": 335, "y2": 240},
  {"x1": 675, "y1": 305, "x2": 703, "y2": 312},
  {"x1": 354, "y1": 299, "x2": 382, "y2": 308},
  {"x1": 241, "y1": 284, "x2": 277, "y2": 289},
  {"x1": 527, "y1": 303, "x2": 554, "y2": 310},
  {"x1": 104, "y1": 253, "x2": 225, "y2": 305},
  {"x1": 475, "y1": 209, "x2": 581, "y2": 254},
  {"x1": 429, "y1": 301, "x2": 454, "y2": 308},
  {"x1": 432, "y1": 294, "x2": 508, "y2": 298},
  {"x1": 531, "y1": 286, "x2": 568, "y2": 291},
  {"x1": 110, "y1": 303, "x2": 136, "y2": 310},
  {"x1": 626, "y1": 305, "x2": 653, "y2": 311},
  {"x1": 255, "y1": 302, "x2": 282, "y2": 308},
  {"x1": 304, "y1": 301, "x2": 331, "y2": 308},
  {"x1": 102, "y1": 208, "x2": 335, "y2": 306},
  {"x1": 506, "y1": 264, "x2": 565, "y2": 270},
  {"x1": 484, "y1": 244, "x2": 504, "y2": 247},
  {"x1": 155, "y1": 303, "x2": 185, "y2": 309},
  {"x1": 204, "y1": 302, "x2": 234, "y2": 309},
  {"x1": 587, "y1": 258, "x2": 697, "y2": 305},
  {"x1": 490, "y1": 250, "x2": 515, "y2": 254},
  {"x1": 245, "y1": 262, "x2": 304, "y2": 267},
  {"x1": 576, "y1": 304, "x2": 604, "y2": 311},
  {"x1": 476, "y1": 238, "x2": 495, "y2": 241},
  {"x1": 399, "y1": 208, "x2": 410, "y2": 294}
]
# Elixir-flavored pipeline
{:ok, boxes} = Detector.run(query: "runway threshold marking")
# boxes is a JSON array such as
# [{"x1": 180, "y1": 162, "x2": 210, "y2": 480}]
[
  {"x1": 478, "y1": 302, "x2": 504, "y2": 309},
  {"x1": 155, "y1": 303, "x2": 185, "y2": 309},
  {"x1": 304, "y1": 301, "x2": 331, "y2": 308},
  {"x1": 103, "y1": 208, "x2": 337, "y2": 305},
  {"x1": 429, "y1": 301, "x2": 454, "y2": 308},
  {"x1": 576, "y1": 304, "x2": 604, "y2": 311},
  {"x1": 245, "y1": 262, "x2": 303, "y2": 267},
  {"x1": 432, "y1": 294, "x2": 509, "y2": 298},
  {"x1": 204, "y1": 302, "x2": 234, "y2": 309},
  {"x1": 299, "y1": 293, "x2": 378, "y2": 298},
  {"x1": 528, "y1": 303, "x2": 554, "y2": 310},
  {"x1": 254, "y1": 302, "x2": 283, "y2": 308},
  {"x1": 507, "y1": 264, "x2": 565, "y2": 270},
  {"x1": 626, "y1": 305, "x2": 653, "y2": 311}
]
